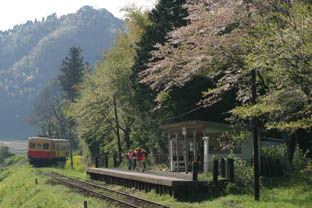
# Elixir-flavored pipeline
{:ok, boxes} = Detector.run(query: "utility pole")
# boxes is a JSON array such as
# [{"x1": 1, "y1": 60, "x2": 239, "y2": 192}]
[
  {"x1": 69, "y1": 124, "x2": 73, "y2": 169},
  {"x1": 251, "y1": 69, "x2": 260, "y2": 201},
  {"x1": 113, "y1": 95, "x2": 122, "y2": 165},
  {"x1": 246, "y1": 0, "x2": 260, "y2": 200}
]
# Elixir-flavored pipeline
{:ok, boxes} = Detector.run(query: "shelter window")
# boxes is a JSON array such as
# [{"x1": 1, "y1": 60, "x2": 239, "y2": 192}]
[
  {"x1": 43, "y1": 143, "x2": 49, "y2": 150},
  {"x1": 189, "y1": 141, "x2": 194, "y2": 151},
  {"x1": 37, "y1": 144, "x2": 42, "y2": 149},
  {"x1": 29, "y1": 143, "x2": 35, "y2": 149}
]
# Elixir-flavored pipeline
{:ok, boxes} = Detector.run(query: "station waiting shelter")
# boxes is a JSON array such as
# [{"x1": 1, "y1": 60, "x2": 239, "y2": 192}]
[{"x1": 160, "y1": 120, "x2": 254, "y2": 173}]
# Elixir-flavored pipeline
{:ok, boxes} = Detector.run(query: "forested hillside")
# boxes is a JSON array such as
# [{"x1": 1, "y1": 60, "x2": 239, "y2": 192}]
[{"x1": 0, "y1": 6, "x2": 123, "y2": 138}]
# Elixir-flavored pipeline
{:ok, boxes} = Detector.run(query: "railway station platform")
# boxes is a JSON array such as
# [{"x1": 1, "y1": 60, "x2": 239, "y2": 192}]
[{"x1": 86, "y1": 168, "x2": 208, "y2": 199}]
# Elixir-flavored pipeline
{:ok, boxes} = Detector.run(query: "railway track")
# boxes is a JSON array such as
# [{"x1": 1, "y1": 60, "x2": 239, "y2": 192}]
[{"x1": 46, "y1": 172, "x2": 171, "y2": 208}]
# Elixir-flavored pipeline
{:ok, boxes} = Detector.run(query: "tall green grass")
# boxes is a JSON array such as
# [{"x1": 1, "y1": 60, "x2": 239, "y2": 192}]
[
  {"x1": 1, "y1": 155, "x2": 311, "y2": 208},
  {"x1": 0, "y1": 155, "x2": 107, "y2": 208}
]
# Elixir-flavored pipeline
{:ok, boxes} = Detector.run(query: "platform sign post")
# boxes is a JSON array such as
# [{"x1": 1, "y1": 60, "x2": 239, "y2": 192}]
[
  {"x1": 203, "y1": 136, "x2": 210, "y2": 174},
  {"x1": 170, "y1": 139, "x2": 174, "y2": 172}
]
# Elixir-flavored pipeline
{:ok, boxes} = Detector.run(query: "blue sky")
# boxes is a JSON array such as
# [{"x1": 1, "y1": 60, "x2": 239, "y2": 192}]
[{"x1": 0, "y1": 0, "x2": 156, "y2": 31}]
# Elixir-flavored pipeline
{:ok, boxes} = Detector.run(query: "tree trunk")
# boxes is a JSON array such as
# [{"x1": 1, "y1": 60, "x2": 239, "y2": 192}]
[
  {"x1": 251, "y1": 69, "x2": 260, "y2": 201},
  {"x1": 114, "y1": 95, "x2": 123, "y2": 165},
  {"x1": 124, "y1": 128, "x2": 131, "y2": 150},
  {"x1": 287, "y1": 133, "x2": 298, "y2": 165}
]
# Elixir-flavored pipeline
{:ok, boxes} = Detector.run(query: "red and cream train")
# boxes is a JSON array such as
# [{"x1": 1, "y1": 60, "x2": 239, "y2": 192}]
[{"x1": 27, "y1": 137, "x2": 70, "y2": 165}]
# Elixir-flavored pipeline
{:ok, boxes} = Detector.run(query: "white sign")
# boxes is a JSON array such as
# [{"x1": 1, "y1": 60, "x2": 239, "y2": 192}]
[{"x1": 182, "y1": 126, "x2": 186, "y2": 136}]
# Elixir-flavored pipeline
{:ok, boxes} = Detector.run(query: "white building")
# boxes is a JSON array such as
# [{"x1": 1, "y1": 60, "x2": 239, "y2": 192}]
[{"x1": 160, "y1": 120, "x2": 283, "y2": 172}]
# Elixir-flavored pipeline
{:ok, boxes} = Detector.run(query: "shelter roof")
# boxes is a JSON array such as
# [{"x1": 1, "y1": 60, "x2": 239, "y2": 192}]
[{"x1": 160, "y1": 120, "x2": 232, "y2": 135}]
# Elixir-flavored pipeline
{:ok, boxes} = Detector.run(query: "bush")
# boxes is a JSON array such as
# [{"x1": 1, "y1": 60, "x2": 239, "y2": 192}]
[
  {"x1": 234, "y1": 158, "x2": 254, "y2": 188},
  {"x1": 262, "y1": 144, "x2": 287, "y2": 159},
  {"x1": 0, "y1": 144, "x2": 13, "y2": 164},
  {"x1": 225, "y1": 183, "x2": 244, "y2": 195},
  {"x1": 1, "y1": 155, "x2": 26, "y2": 167},
  {"x1": 226, "y1": 154, "x2": 254, "y2": 194},
  {"x1": 65, "y1": 155, "x2": 85, "y2": 172},
  {"x1": 292, "y1": 144, "x2": 310, "y2": 171},
  {"x1": 261, "y1": 144, "x2": 288, "y2": 176},
  {"x1": 302, "y1": 160, "x2": 312, "y2": 176}
]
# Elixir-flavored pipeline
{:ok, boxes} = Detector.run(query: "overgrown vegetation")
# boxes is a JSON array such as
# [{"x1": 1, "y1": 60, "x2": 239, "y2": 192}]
[
  {"x1": 224, "y1": 144, "x2": 311, "y2": 198},
  {"x1": 0, "y1": 155, "x2": 312, "y2": 207},
  {"x1": 261, "y1": 144, "x2": 288, "y2": 177},
  {"x1": 0, "y1": 156, "x2": 106, "y2": 208},
  {"x1": 293, "y1": 145, "x2": 310, "y2": 171},
  {"x1": 0, "y1": 144, "x2": 13, "y2": 164},
  {"x1": 233, "y1": 158, "x2": 254, "y2": 192},
  {"x1": 64, "y1": 155, "x2": 85, "y2": 172}
]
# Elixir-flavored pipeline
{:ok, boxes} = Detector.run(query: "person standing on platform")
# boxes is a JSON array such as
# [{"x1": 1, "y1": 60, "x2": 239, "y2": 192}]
[
  {"x1": 132, "y1": 149, "x2": 137, "y2": 170},
  {"x1": 142, "y1": 150, "x2": 148, "y2": 171},
  {"x1": 125, "y1": 150, "x2": 133, "y2": 170},
  {"x1": 135, "y1": 148, "x2": 144, "y2": 172}
]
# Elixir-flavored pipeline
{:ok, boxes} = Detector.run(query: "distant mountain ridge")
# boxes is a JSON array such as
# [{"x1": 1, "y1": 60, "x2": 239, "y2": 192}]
[{"x1": 0, "y1": 6, "x2": 124, "y2": 139}]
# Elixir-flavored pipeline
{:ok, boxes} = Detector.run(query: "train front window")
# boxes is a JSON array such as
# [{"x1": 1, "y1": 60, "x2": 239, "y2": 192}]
[
  {"x1": 43, "y1": 143, "x2": 49, "y2": 149},
  {"x1": 37, "y1": 144, "x2": 42, "y2": 149},
  {"x1": 29, "y1": 143, "x2": 35, "y2": 149}
]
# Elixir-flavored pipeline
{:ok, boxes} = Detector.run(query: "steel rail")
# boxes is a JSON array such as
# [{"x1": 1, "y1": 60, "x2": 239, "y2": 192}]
[
  {"x1": 64, "y1": 174, "x2": 171, "y2": 208},
  {"x1": 47, "y1": 172, "x2": 137, "y2": 208},
  {"x1": 47, "y1": 172, "x2": 171, "y2": 208}
]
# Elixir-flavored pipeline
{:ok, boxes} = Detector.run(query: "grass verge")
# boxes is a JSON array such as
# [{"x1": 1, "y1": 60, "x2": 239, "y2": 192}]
[{"x1": 0, "y1": 155, "x2": 311, "y2": 208}]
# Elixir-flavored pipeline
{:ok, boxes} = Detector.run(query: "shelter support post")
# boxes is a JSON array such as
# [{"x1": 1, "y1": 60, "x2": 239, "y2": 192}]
[
  {"x1": 203, "y1": 136, "x2": 209, "y2": 174},
  {"x1": 192, "y1": 128, "x2": 197, "y2": 162},
  {"x1": 168, "y1": 131, "x2": 174, "y2": 172},
  {"x1": 183, "y1": 127, "x2": 189, "y2": 174},
  {"x1": 175, "y1": 131, "x2": 179, "y2": 172},
  {"x1": 192, "y1": 128, "x2": 198, "y2": 181}
]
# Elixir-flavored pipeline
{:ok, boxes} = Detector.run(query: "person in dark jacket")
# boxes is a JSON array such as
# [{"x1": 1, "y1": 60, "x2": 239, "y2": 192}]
[
  {"x1": 125, "y1": 150, "x2": 133, "y2": 170},
  {"x1": 142, "y1": 150, "x2": 148, "y2": 171},
  {"x1": 132, "y1": 150, "x2": 137, "y2": 170}
]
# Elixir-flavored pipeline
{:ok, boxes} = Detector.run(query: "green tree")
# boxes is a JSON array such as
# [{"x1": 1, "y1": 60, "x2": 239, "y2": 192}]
[
  {"x1": 240, "y1": 1, "x2": 312, "y2": 130},
  {"x1": 67, "y1": 7, "x2": 150, "y2": 165},
  {"x1": 130, "y1": 0, "x2": 189, "y2": 114},
  {"x1": 58, "y1": 46, "x2": 85, "y2": 168},
  {"x1": 236, "y1": 0, "x2": 312, "y2": 159},
  {"x1": 141, "y1": 0, "x2": 285, "y2": 200},
  {"x1": 0, "y1": 144, "x2": 13, "y2": 164},
  {"x1": 141, "y1": 0, "x2": 312, "y2": 200},
  {"x1": 29, "y1": 79, "x2": 67, "y2": 138},
  {"x1": 58, "y1": 47, "x2": 84, "y2": 102}
]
